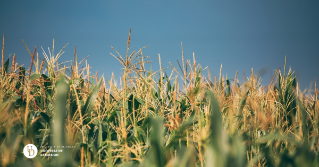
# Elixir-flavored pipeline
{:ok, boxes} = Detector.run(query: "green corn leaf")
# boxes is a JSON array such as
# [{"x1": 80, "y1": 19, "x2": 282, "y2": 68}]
[
  {"x1": 146, "y1": 117, "x2": 165, "y2": 167},
  {"x1": 165, "y1": 73, "x2": 172, "y2": 93},
  {"x1": 256, "y1": 131, "x2": 298, "y2": 145},
  {"x1": 205, "y1": 89, "x2": 227, "y2": 167},
  {"x1": 29, "y1": 74, "x2": 41, "y2": 83},
  {"x1": 3, "y1": 57, "x2": 9, "y2": 75},
  {"x1": 128, "y1": 94, "x2": 139, "y2": 115},
  {"x1": 81, "y1": 76, "x2": 103, "y2": 123},
  {"x1": 19, "y1": 66, "x2": 26, "y2": 80},
  {"x1": 236, "y1": 90, "x2": 249, "y2": 118},
  {"x1": 261, "y1": 145, "x2": 275, "y2": 167},
  {"x1": 176, "y1": 147, "x2": 196, "y2": 167},
  {"x1": 226, "y1": 74, "x2": 230, "y2": 98},
  {"x1": 195, "y1": 68, "x2": 202, "y2": 86},
  {"x1": 74, "y1": 78, "x2": 84, "y2": 88},
  {"x1": 15, "y1": 67, "x2": 25, "y2": 90},
  {"x1": 297, "y1": 98, "x2": 309, "y2": 145},
  {"x1": 109, "y1": 93, "x2": 114, "y2": 104},
  {"x1": 39, "y1": 111, "x2": 51, "y2": 124},
  {"x1": 151, "y1": 88, "x2": 158, "y2": 99},
  {"x1": 98, "y1": 121, "x2": 103, "y2": 147},
  {"x1": 51, "y1": 76, "x2": 75, "y2": 167},
  {"x1": 226, "y1": 134, "x2": 246, "y2": 167}
]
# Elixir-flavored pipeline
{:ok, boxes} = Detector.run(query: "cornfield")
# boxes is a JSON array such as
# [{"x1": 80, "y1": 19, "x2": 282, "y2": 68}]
[{"x1": 0, "y1": 30, "x2": 319, "y2": 167}]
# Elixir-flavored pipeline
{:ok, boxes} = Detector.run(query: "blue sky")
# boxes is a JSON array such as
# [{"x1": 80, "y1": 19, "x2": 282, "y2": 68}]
[{"x1": 1, "y1": 0, "x2": 318, "y2": 90}]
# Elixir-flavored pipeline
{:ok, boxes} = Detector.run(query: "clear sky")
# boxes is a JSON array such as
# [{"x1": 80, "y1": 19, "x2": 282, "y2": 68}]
[{"x1": 1, "y1": 0, "x2": 318, "y2": 91}]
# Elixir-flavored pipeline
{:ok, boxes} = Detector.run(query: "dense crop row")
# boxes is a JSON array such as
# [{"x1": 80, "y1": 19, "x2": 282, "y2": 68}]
[{"x1": 0, "y1": 31, "x2": 318, "y2": 167}]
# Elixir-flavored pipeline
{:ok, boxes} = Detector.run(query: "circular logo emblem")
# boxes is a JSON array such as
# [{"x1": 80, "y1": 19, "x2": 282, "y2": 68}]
[{"x1": 23, "y1": 144, "x2": 38, "y2": 158}]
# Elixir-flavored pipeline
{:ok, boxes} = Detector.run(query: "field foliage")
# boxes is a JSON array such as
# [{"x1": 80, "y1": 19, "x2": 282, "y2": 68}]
[{"x1": 0, "y1": 31, "x2": 319, "y2": 167}]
